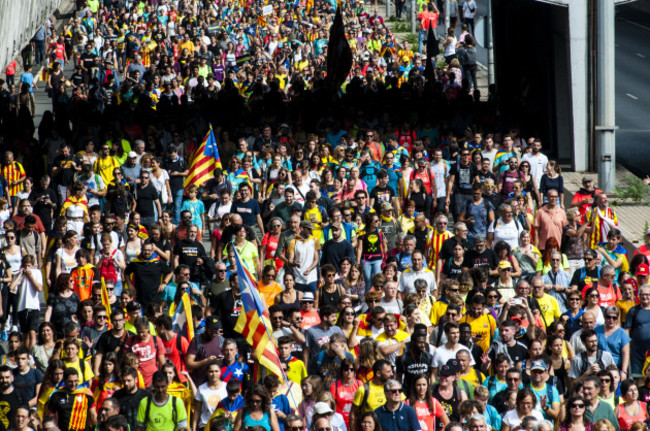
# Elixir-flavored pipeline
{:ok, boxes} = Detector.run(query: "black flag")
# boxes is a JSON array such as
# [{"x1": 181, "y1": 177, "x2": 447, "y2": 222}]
[
  {"x1": 424, "y1": 26, "x2": 438, "y2": 81},
  {"x1": 326, "y1": 6, "x2": 353, "y2": 91}
]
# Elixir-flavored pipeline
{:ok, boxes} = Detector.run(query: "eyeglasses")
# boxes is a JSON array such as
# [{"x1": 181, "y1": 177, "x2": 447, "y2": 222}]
[
  {"x1": 448, "y1": 288, "x2": 459, "y2": 293},
  {"x1": 570, "y1": 404, "x2": 585, "y2": 409},
  {"x1": 600, "y1": 378, "x2": 611, "y2": 383},
  {"x1": 487, "y1": 295, "x2": 499, "y2": 299},
  {"x1": 302, "y1": 301, "x2": 314, "y2": 304},
  {"x1": 218, "y1": 269, "x2": 227, "y2": 273},
  {"x1": 589, "y1": 294, "x2": 600, "y2": 298},
  {"x1": 569, "y1": 298, "x2": 581, "y2": 302},
  {"x1": 96, "y1": 315, "x2": 107, "y2": 319},
  {"x1": 605, "y1": 315, "x2": 618, "y2": 320},
  {"x1": 344, "y1": 312, "x2": 355, "y2": 316},
  {"x1": 584, "y1": 258, "x2": 594, "y2": 262},
  {"x1": 272, "y1": 224, "x2": 281, "y2": 228},
  {"x1": 106, "y1": 288, "x2": 114, "y2": 291},
  {"x1": 388, "y1": 389, "x2": 402, "y2": 393},
  {"x1": 326, "y1": 274, "x2": 336, "y2": 277},
  {"x1": 289, "y1": 427, "x2": 304, "y2": 431},
  {"x1": 506, "y1": 377, "x2": 520, "y2": 382},
  {"x1": 343, "y1": 368, "x2": 355, "y2": 372},
  {"x1": 250, "y1": 398, "x2": 263, "y2": 404},
  {"x1": 550, "y1": 259, "x2": 561, "y2": 262}
]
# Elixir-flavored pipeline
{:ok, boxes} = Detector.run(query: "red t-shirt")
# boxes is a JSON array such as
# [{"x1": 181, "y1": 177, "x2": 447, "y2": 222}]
[
  {"x1": 161, "y1": 334, "x2": 190, "y2": 382},
  {"x1": 261, "y1": 232, "x2": 282, "y2": 269},
  {"x1": 330, "y1": 379, "x2": 362, "y2": 427},
  {"x1": 407, "y1": 398, "x2": 447, "y2": 431},
  {"x1": 126, "y1": 335, "x2": 165, "y2": 387},
  {"x1": 581, "y1": 282, "x2": 621, "y2": 307}
]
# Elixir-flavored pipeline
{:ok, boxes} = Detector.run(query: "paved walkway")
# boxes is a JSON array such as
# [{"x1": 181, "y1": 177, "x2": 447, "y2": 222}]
[{"x1": 562, "y1": 165, "x2": 649, "y2": 254}]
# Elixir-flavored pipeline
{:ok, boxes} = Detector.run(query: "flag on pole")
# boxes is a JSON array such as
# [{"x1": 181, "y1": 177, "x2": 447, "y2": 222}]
[
  {"x1": 326, "y1": 6, "x2": 353, "y2": 91},
  {"x1": 100, "y1": 277, "x2": 112, "y2": 324},
  {"x1": 232, "y1": 245, "x2": 284, "y2": 379},
  {"x1": 170, "y1": 292, "x2": 195, "y2": 342},
  {"x1": 184, "y1": 125, "x2": 222, "y2": 191}
]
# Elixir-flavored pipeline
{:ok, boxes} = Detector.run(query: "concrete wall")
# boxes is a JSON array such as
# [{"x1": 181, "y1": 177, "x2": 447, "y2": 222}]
[{"x1": 0, "y1": 0, "x2": 64, "y2": 70}]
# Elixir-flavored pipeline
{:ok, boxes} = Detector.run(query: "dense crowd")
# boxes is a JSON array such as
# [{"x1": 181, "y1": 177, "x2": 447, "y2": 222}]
[{"x1": 0, "y1": 1, "x2": 647, "y2": 431}]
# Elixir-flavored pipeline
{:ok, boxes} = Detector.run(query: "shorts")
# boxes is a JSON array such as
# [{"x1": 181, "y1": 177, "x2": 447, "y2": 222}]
[{"x1": 17, "y1": 309, "x2": 40, "y2": 333}]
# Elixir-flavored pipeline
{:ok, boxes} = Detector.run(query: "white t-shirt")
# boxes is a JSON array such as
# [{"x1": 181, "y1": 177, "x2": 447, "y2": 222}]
[
  {"x1": 195, "y1": 382, "x2": 228, "y2": 427},
  {"x1": 150, "y1": 169, "x2": 171, "y2": 204},
  {"x1": 18, "y1": 269, "x2": 42, "y2": 310},
  {"x1": 56, "y1": 247, "x2": 80, "y2": 274},
  {"x1": 463, "y1": 0, "x2": 477, "y2": 19},
  {"x1": 430, "y1": 161, "x2": 449, "y2": 198},
  {"x1": 481, "y1": 149, "x2": 498, "y2": 170},
  {"x1": 290, "y1": 236, "x2": 319, "y2": 284},
  {"x1": 521, "y1": 152, "x2": 549, "y2": 185},
  {"x1": 502, "y1": 408, "x2": 544, "y2": 429},
  {"x1": 431, "y1": 344, "x2": 474, "y2": 368},
  {"x1": 488, "y1": 218, "x2": 523, "y2": 250}
]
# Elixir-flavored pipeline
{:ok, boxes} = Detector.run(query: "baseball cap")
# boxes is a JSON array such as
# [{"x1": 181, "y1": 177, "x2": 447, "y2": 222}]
[
  {"x1": 126, "y1": 301, "x2": 141, "y2": 312},
  {"x1": 582, "y1": 176, "x2": 593, "y2": 184},
  {"x1": 128, "y1": 151, "x2": 137, "y2": 158},
  {"x1": 300, "y1": 220, "x2": 314, "y2": 230},
  {"x1": 313, "y1": 402, "x2": 334, "y2": 415},
  {"x1": 636, "y1": 263, "x2": 650, "y2": 277},
  {"x1": 381, "y1": 202, "x2": 393, "y2": 211},
  {"x1": 498, "y1": 261, "x2": 513, "y2": 270},
  {"x1": 445, "y1": 358, "x2": 460, "y2": 373},
  {"x1": 206, "y1": 315, "x2": 222, "y2": 329},
  {"x1": 439, "y1": 364, "x2": 456, "y2": 376},
  {"x1": 530, "y1": 360, "x2": 547, "y2": 371},
  {"x1": 301, "y1": 292, "x2": 315, "y2": 302}
]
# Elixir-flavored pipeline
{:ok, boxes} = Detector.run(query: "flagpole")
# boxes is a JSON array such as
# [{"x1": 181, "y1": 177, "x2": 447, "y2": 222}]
[{"x1": 231, "y1": 243, "x2": 298, "y2": 407}]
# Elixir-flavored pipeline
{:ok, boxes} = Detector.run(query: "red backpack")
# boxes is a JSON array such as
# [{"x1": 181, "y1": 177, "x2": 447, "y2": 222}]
[{"x1": 99, "y1": 250, "x2": 119, "y2": 283}]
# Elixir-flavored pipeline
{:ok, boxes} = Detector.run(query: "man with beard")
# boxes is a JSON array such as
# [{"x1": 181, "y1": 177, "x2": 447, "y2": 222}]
[
  {"x1": 0, "y1": 365, "x2": 27, "y2": 431},
  {"x1": 186, "y1": 316, "x2": 226, "y2": 386},
  {"x1": 113, "y1": 367, "x2": 148, "y2": 426},
  {"x1": 48, "y1": 368, "x2": 96, "y2": 431}
]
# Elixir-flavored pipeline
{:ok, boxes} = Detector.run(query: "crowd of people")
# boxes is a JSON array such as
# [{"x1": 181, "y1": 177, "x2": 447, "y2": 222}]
[{"x1": 0, "y1": 1, "x2": 648, "y2": 431}]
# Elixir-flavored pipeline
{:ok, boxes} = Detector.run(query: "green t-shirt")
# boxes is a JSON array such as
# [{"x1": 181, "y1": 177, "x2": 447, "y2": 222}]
[{"x1": 136, "y1": 395, "x2": 188, "y2": 431}]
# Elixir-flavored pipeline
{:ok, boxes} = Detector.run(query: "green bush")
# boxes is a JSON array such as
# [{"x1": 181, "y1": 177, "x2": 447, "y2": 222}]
[{"x1": 613, "y1": 175, "x2": 649, "y2": 203}]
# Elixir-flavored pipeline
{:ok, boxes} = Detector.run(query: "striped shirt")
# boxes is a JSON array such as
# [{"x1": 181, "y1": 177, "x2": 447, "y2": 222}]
[
  {"x1": 2, "y1": 161, "x2": 25, "y2": 196},
  {"x1": 429, "y1": 230, "x2": 452, "y2": 269}
]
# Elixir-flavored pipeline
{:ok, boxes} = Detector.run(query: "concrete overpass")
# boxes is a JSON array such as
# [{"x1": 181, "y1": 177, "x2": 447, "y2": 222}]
[{"x1": 0, "y1": 0, "x2": 63, "y2": 70}]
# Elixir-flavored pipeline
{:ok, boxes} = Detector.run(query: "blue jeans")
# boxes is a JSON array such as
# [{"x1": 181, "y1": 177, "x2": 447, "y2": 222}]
[
  {"x1": 171, "y1": 188, "x2": 184, "y2": 224},
  {"x1": 418, "y1": 29, "x2": 427, "y2": 54},
  {"x1": 362, "y1": 258, "x2": 383, "y2": 288}
]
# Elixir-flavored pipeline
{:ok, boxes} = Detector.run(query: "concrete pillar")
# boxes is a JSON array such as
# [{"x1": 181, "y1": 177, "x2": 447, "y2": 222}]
[
  {"x1": 567, "y1": 0, "x2": 589, "y2": 171},
  {"x1": 596, "y1": 0, "x2": 617, "y2": 191}
]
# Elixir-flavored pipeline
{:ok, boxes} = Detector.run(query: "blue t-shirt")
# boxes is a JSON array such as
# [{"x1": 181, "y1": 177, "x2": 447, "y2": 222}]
[
  {"x1": 272, "y1": 394, "x2": 292, "y2": 431},
  {"x1": 624, "y1": 306, "x2": 650, "y2": 375},
  {"x1": 482, "y1": 375, "x2": 507, "y2": 401},
  {"x1": 529, "y1": 383, "x2": 560, "y2": 420},
  {"x1": 595, "y1": 325, "x2": 631, "y2": 368},
  {"x1": 465, "y1": 199, "x2": 494, "y2": 237},
  {"x1": 383, "y1": 166, "x2": 403, "y2": 195},
  {"x1": 181, "y1": 199, "x2": 206, "y2": 230},
  {"x1": 20, "y1": 73, "x2": 35, "y2": 93},
  {"x1": 221, "y1": 361, "x2": 250, "y2": 383},
  {"x1": 232, "y1": 198, "x2": 261, "y2": 227}
]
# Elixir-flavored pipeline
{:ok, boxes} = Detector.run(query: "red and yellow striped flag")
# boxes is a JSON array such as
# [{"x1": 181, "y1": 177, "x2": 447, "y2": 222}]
[
  {"x1": 100, "y1": 277, "x2": 112, "y2": 324},
  {"x1": 184, "y1": 125, "x2": 222, "y2": 191},
  {"x1": 232, "y1": 246, "x2": 284, "y2": 379}
]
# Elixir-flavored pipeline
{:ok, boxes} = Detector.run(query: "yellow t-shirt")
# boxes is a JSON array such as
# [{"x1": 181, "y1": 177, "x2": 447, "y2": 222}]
[
  {"x1": 353, "y1": 380, "x2": 406, "y2": 413},
  {"x1": 460, "y1": 368, "x2": 486, "y2": 388},
  {"x1": 459, "y1": 313, "x2": 496, "y2": 352},
  {"x1": 286, "y1": 357, "x2": 308, "y2": 386},
  {"x1": 63, "y1": 358, "x2": 94, "y2": 384},
  {"x1": 531, "y1": 293, "x2": 562, "y2": 326}
]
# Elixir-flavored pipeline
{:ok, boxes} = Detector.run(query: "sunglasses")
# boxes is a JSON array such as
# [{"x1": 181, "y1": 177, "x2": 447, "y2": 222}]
[
  {"x1": 344, "y1": 312, "x2": 355, "y2": 316},
  {"x1": 570, "y1": 404, "x2": 585, "y2": 409},
  {"x1": 388, "y1": 389, "x2": 402, "y2": 394}
]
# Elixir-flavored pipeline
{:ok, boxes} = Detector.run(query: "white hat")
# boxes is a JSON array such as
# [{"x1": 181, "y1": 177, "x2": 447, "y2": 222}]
[{"x1": 313, "y1": 402, "x2": 334, "y2": 415}]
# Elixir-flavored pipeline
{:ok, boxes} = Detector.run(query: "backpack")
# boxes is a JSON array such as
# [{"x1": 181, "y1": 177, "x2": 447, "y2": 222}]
[
  {"x1": 360, "y1": 381, "x2": 371, "y2": 411},
  {"x1": 143, "y1": 393, "x2": 178, "y2": 426},
  {"x1": 99, "y1": 249, "x2": 119, "y2": 283},
  {"x1": 123, "y1": 333, "x2": 160, "y2": 358},
  {"x1": 578, "y1": 350, "x2": 606, "y2": 376},
  {"x1": 175, "y1": 333, "x2": 185, "y2": 364},
  {"x1": 491, "y1": 217, "x2": 522, "y2": 232}
]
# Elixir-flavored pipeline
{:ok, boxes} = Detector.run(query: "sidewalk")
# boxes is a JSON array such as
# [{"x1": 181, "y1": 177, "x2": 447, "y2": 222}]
[{"x1": 562, "y1": 165, "x2": 649, "y2": 255}]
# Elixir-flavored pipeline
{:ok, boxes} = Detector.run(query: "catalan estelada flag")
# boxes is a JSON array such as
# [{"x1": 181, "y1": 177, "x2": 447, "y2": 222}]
[
  {"x1": 170, "y1": 291, "x2": 195, "y2": 342},
  {"x1": 232, "y1": 245, "x2": 284, "y2": 379},
  {"x1": 184, "y1": 125, "x2": 222, "y2": 191}
]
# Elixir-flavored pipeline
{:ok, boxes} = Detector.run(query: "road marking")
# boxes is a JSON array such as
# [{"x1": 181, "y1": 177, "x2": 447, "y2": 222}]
[
  {"x1": 637, "y1": 53, "x2": 646, "y2": 58},
  {"x1": 620, "y1": 17, "x2": 650, "y2": 32},
  {"x1": 626, "y1": 93, "x2": 639, "y2": 100}
]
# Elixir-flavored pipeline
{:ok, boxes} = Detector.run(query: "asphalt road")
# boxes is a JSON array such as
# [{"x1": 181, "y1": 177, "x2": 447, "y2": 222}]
[{"x1": 614, "y1": 4, "x2": 650, "y2": 178}]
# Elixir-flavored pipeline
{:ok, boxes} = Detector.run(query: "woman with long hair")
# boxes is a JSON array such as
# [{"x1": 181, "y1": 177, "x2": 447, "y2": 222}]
[
  {"x1": 617, "y1": 379, "x2": 647, "y2": 430},
  {"x1": 546, "y1": 334, "x2": 570, "y2": 396},
  {"x1": 124, "y1": 223, "x2": 143, "y2": 265},
  {"x1": 539, "y1": 160, "x2": 564, "y2": 206},
  {"x1": 298, "y1": 375, "x2": 325, "y2": 430},
  {"x1": 44, "y1": 273, "x2": 80, "y2": 339},
  {"x1": 518, "y1": 161, "x2": 541, "y2": 205},
  {"x1": 150, "y1": 157, "x2": 172, "y2": 211},
  {"x1": 356, "y1": 338, "x2": 383, "y2": 383},
  {"x1": 357, "y1": 411, "x2": 383, "y2": 431},
  {"x1": 584, "y1": 287, "x2": 605, "y2": 325},
  {"x1": 261, "y1": 218, "x2": 284, "y2": 270},
  {"x1": 274, "y1": 272, "x2": 302, "y2": 313},
  {"x1": 537, "y1": 236, "x2": 570, "y2": 274},
  {"x1": 494, "y1": 241, "x2": 522, "y2": 278},
  {"x1": 406, "y1": 374, "x2": 450, "y2": 431},
  {"x1": 339, "y1": 263, "x2": 365, "y2": 312},
  {"x1": 233, "y1": 383, "x2": 281, "y2": 431},
  {"x1": 560, "y1": 395, "x2": 592, "y2": 431},
  {"x1": 512, "y1": 230, "x2": 541, "y2": 278},
  {"x1": 598, "y1": 370, "x2": 619, "y2": 411},
  {"x1": 36, "y1": 359, "x2": 65, "y2": 418},
  {"x1": 55, "y1": 230, "x2": 80, "y2": 278},
  {"x1": 30, "y1": 322, "x2": 59, "y2": 373},
  {"x1": 329, "y1": 357, "x2": 362, "y2": 429},
  {"x1": 356, "y1": 213, "x2": 387, "y2": 286},
  {"x1": 335, "y1": 306, "x2": 360, "y2": 352},
  {"x1": 91, "y1": 352, "x2": 122, "y2": 408},
  {"x1": 162, "y1": 360, "x2": 197, "y2": 416}
]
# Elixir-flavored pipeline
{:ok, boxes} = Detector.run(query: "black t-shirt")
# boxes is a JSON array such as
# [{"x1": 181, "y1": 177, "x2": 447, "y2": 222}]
[
  {"x1": 153, "y1": 239, "x2": 172, "y2": 263},
  {"x1": 488, "y1": 340, "x2": 529, "y2": 365},
  {"x1": 173, "y1": 239, "x2": 207, "y2": 268},
  {"x1": 369, "y1": 185, "x2": 396, "y2": 213},
  {"x1": 124, "y1": 260, "x2": 172, "y2": 307},
  {"x1": 395, "y1": 350, "x2": 435, "y2": 394},
  {"x1": 113, "y1": 387, "x2": 148, "y2": 426},
  {"x1": 570, "y1": 266, "x2": 600, "y2": 289},
  {"x1": 0, "y1": 389, "x2": 26, "y2": 431},
  {"x1": 95, "y1": 329, "x2": 128, "y2": 358},
  {"x1": 53, "y1": 155, "x2": 76, "y2": 187},
  {"x1": 163, "y1": 157, "x2": 188, "y2": 191},
  {"x1": 453, "y1": 162, "x2": 479, "y2": 194},
  {"x1": 462, "y1": 248, "x2": 498, "y2": 269},
  {"x1": 135, "y1": 183, "x2": 158, "y2": 217},
  {"x1": 49, "y1": 390, "x2": 95, "y2": 431},
  {"x1": 13, "y1": 367, "x2": 43, "y2": 401},
  {"x1": 321, "y1": 240, "x2": 355, "y2": 273},
  {"x1": 215, "y1": 290, "x2": 243, "y2": 338},
  {"x1": 30, "y1": 187, "x2": 58, "y2": 229}
]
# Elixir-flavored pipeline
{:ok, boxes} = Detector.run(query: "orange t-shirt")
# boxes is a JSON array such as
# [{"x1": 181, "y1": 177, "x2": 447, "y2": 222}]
[
  {"x1": 408, "y1": 398, "x2": 447, "y2": 431},
  {"x1": 330, "y1": 379, "x2": 362, "y2": 427},
  {"x1": 301, "y1": 310, "x2": 321, "y2": 328}
]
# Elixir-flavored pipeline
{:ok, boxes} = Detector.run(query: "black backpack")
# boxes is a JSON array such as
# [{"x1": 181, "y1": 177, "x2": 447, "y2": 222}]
[
  {"x1": 578, "y1": 350, "x2": 606, "y2": 376},
  {"x1": 143, "y1": 393, "x2": 178, "y2": 426}
]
